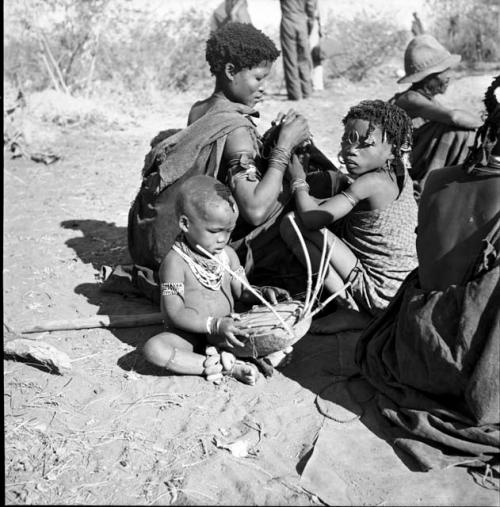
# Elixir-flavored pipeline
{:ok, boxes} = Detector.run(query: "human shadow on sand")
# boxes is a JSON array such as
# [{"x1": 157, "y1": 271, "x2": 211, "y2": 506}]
[
  {"x1": 281, "y1": 330, "x2": 423, "y2": 472},
  {"x1": 60, "y1": 218, "x2": 171, "y2": 376}
]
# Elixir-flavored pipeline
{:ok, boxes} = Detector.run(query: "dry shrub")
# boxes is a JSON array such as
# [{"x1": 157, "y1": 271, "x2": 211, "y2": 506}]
[
  {"x1": 27, "y1": 89, "x2": 134, "y2": 128},
  {"x1": 321, "y1": 10, "x2": 408, "y2": 82},
  {"x1": 425, "y1": 0, "x2": 500, "y2": 64},
  {"x1": 4, "y1": 1, "x2": 213, "y2": 96}
]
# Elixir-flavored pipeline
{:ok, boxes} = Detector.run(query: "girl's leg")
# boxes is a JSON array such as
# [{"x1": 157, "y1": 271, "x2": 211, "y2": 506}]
[
  {"x1": 281, "y1": 213, "x2": 372, "y2": 332},
  {"x1": 280, "y1": 212, "x2": 357, "y2": 296},
  {"x1": 310, "y1": 307, "x2": 372, "y2": 334}
]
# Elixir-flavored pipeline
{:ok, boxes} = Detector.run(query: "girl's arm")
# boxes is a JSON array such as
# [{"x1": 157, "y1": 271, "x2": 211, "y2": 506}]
[
  {"x1": 292, "y1": 162, "x2": 375, "y2": 230},
  {"x1": 158, "y1": 253, "x2": 209, "y2": 334},
  {"x1": 400, "y1": 92, "x2": 481, "y2": 129},
  {"x1": 224, "y1": 113, "x2": 310, "y2": 226}
]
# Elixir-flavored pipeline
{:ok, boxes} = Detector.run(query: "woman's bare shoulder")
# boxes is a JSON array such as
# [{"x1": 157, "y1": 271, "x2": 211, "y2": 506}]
[{"x1": 224, "y1": 126, "x2": 256, "y2": 156}]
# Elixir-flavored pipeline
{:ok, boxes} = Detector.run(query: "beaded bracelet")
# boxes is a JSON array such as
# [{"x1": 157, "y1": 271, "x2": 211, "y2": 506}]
[
  {"x1": 340, "y1": 190, "x2": 359, "y2": 207},
  {"x1": 268, "y1": 146, "x2": 291, "y2": 173},
  {"x1": 206, "y1": 316, "x2": 221, "y2": 335},
  {"x1": 291, "y1": 177, "x2": 310, "y2": 193}
]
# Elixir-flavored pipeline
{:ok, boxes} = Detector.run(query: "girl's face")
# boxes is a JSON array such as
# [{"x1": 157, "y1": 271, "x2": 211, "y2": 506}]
[
  {"x1": 225, "y1": 60, "x2": 272, "y2": 107},
  {"x1": 340, "y1": 119, "x2": 394, "y2": 178},
  {"x1": 180, "y1": 200, "x2": 239, "y2": 255}
]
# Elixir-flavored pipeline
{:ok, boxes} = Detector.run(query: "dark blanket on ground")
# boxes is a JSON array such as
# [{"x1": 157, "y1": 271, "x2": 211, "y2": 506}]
[{"x1": 355, "y1": 224, "x2": 500, "y2": 470}]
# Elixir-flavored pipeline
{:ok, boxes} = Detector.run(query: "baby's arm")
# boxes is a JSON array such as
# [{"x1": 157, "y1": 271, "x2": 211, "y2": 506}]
[
  {"x1": 160, "y1": 250, "x2": 248, "y2": 348},
  {"x1": 158, "y1": 252, "x2": 209, "y2": 334}
]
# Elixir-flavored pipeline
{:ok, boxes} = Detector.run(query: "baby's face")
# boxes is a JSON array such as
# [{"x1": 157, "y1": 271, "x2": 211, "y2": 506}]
[{"x1": 185, "y1": 200, "x2": 239, "y2": 255}]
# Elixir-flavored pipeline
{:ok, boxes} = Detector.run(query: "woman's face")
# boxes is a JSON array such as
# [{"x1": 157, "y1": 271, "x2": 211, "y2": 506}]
[
  {"x1": 424, "y1": 69, "x2": 451, "y2": 95},
  {"x1": 226, "y1": 60, "x2": 272, "y2": 107},
  {"x1": 181, "y1": 200, "x2": 239, "y2": 256},
  {"x1": 340, "y1": 119, "x2": 394, "y2": 178}
]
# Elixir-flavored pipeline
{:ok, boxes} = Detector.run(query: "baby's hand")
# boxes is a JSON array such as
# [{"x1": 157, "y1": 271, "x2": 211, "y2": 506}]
[
  {"x1": 216, "y1": 316, "x2": 250, "y2": 349},
  {"x1": 260, "y1": 286, "x2": 292, "y2": 305}
]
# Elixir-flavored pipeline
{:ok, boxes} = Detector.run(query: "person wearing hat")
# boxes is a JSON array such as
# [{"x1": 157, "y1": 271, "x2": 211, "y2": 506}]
[
  {"x1": 357, "y1": 75, "x2": 500, "y2": 471},
  {"x1": 390, "y1": 34, "x2": 481, "y2": 196}
]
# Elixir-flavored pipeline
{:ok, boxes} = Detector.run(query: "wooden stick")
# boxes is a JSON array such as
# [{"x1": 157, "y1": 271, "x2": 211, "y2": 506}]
[
  {"x1": 305, "y1": 229, "x2": 328, "y2": 316},
  {"x1": 19, "y1": 312, "x2": 164, "y2": 334},
  {"x1": 308, "y1": 232, "x2": 336, "y2": 315},
  {"x1": 306, "y1": 282, "x2": 352, "y2": 319},
  {"x1": 195, "y1": 244, "x2": 294, "y2": 337},
  {"x1": 288, "y1": 216, "x2": 313, "y2": 316}
]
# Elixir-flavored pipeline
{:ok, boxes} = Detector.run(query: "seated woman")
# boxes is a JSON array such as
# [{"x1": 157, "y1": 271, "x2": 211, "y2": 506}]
[
  {"x1": 356, "y1": 76, "x2": 500, "y2": 470},
  {"x1": 127, "y1": 22, "x2": 339, "y2": 303},
  {"x1": 391, "y1": 34, "x2": 481, "y2": 196}
]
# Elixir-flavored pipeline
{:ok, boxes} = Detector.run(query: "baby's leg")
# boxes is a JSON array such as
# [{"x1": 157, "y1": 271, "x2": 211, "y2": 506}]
[
  {"x1": 220, "y1": 351, "x2": 260, "y2": 386},
  {"x1": 143, "y1": 330, "x2": 216, "y2": 376}
]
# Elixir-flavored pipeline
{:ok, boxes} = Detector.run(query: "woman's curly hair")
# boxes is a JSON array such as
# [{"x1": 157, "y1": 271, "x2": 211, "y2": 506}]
[
  {"x1": 206, "y1": 22, "x2": 280, "y2": 75},
  {"x1": 342, "y1": 99, "x2": 413, "y2": 180},
  {"x1": 464, "y1": 74, "x2": 500, "y2": 172}
]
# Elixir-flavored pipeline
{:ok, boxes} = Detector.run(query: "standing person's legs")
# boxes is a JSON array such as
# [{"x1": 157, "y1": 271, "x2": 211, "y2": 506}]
[
  {"x1": 280, "y1": 21, "x2": 301, "y2": 100},
  {"x1": 296, "y1": 22, "x2": 313, "y2": 98}
]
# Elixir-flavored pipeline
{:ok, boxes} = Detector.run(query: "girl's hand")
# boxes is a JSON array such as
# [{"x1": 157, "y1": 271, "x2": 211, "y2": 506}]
[
  {"x1": 260, "y1": 286, "x2": 292, "y2": 304},
  {"x1": 287, "y1": 153, "x2": 307, "y2": 181},
  {"x1": 277, "y1": 111, "x2": 311, "y2": 151}
]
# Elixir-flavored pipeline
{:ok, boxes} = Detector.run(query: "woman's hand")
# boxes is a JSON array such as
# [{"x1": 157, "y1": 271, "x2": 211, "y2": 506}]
[{"x1": 277, "y1": 110, "x2": 311, "y2": 151}]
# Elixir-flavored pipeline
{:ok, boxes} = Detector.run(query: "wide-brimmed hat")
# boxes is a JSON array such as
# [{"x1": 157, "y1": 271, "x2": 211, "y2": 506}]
[{"x1": 398, "y1": 34, "x2": 461, "y2": 84}]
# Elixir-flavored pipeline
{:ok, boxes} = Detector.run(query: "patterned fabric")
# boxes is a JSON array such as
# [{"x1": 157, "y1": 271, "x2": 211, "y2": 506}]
[{"x1": 336, "y1": 172, "x2": 418, "y2": 316}]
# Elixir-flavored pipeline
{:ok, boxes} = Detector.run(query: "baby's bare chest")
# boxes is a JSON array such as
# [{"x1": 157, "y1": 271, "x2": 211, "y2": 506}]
[{"x1": 182, "y1": 269, "x2": 234, "y2": 317}]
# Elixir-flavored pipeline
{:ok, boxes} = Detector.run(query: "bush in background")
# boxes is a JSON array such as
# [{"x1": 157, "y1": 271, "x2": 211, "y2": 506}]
[
  {"x1": 4, "y1": 0, "x2": 213, "y2": 97},
  {"x1": 320, "y1": 10, "x2": 408, "y2": 82},
  {"x1": 424, "y1": 0, "x2": 500, "y2": 64}
]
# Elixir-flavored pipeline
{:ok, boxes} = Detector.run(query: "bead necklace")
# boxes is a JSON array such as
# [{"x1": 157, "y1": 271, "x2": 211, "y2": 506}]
[{"x1": 172, "y1": 238, "x2": 228, "y2": 291}]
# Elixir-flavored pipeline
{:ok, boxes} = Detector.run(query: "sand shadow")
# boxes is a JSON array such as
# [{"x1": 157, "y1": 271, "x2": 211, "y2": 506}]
[
  {"x1": 281, "y1": 330, "x2": 422, "y2": 472},
  {"x1": 60, "y1": 219, "x2": 164, "y2": 373}
]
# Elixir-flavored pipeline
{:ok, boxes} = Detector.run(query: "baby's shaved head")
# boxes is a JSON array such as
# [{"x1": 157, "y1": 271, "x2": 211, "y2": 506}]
[{"x1": 176, "y1": 175, "x2": 237, "y2": 220}]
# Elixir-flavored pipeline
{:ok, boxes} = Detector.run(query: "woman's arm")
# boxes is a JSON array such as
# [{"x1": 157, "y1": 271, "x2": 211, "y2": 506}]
[
  {"x1": 224, "y1": 112, "x2": 310, "y2": 226},
  {"x1": 399, "y1": 91, "x2": 481, "y2": 129}
]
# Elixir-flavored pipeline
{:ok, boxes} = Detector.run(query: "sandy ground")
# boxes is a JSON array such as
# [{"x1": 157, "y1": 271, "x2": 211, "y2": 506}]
[{"x1": 4, "y1": 72, "x2": 500, "y2": 505}]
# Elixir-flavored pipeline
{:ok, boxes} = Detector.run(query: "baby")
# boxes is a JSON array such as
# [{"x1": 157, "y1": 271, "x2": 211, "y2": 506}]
[{"x1": 143, "y1": 175, "x2": 290, "y2": 385}]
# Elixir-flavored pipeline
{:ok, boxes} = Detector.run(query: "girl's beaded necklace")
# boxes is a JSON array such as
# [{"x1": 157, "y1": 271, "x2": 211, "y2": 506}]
[{"x1": 172, "y1": 237, "x2": 228, "y2": 291}]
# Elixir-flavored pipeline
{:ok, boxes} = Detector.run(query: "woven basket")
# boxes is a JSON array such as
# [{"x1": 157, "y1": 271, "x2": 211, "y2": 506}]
[{"x1": 230, "y1": 300, "x2": 311, "y2": 358}]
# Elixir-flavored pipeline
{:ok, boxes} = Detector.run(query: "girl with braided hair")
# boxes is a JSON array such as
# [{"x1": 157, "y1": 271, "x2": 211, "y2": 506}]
[
  {"x1": 356, "y1": 76, "x2": 500, "y2": 470},
  {"x1": 281, "y1": 99, "x2": 418, "y2": 332}
]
